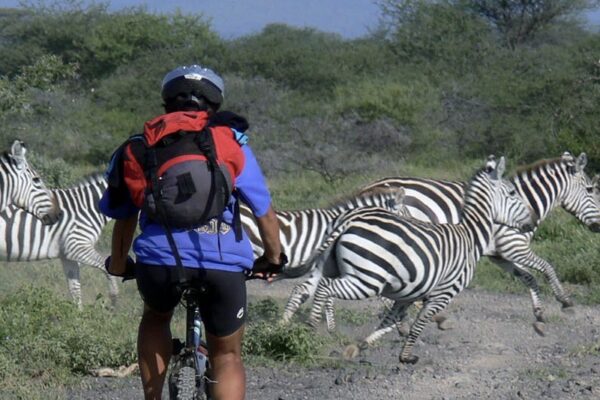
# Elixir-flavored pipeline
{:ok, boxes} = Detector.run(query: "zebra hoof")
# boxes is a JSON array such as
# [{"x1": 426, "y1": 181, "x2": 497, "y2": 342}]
[
  {"x1": 399, "y1": 354, "x2": 419, "y2": 364},
  {"x1": 532, "y1": 321, "x2": 545, "y2": 337},
  {"x1": 534, "y1": 310, "x2": 546, "y2": 323},
  {"x1": 561, "y1": 300, "x2": 575, "y2": 313},
  {"x1": 398, "y1": 323, "x2": 410, "y2": 337},
  {"x1": 343, "y1": 344, "x2": 360, "y2": 360},
  {"x1": 436, "y1": 319, "x2": 453, "y2": 331}
]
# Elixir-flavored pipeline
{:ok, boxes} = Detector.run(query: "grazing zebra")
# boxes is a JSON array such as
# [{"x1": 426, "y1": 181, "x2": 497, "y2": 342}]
[
  {"x1": 281, "y1": 156, "x2": 535, "y2": 364},
  {"x1": 0, "y1": 140, "x2": 61, "y2": 224},
  {"x1": 0, "y1": 173, "x2": 118, "y2": 308},
  {"x1": 286, "y1": 152, "x2": 600, "y2": 334}
]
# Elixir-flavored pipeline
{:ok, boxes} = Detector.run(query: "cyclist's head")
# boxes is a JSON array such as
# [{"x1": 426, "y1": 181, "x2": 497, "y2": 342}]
[{"x1": 161, "y1": 64, "x2": 224, "y2": 114}]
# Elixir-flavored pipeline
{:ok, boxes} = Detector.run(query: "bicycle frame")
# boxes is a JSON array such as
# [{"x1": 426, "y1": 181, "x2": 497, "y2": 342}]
[
  {"x1": 183, "y1": 289, "x2": 208, "y2": 378},
  {"x1": 169, "y1": 287, "x2": 210, "y2": 400}
]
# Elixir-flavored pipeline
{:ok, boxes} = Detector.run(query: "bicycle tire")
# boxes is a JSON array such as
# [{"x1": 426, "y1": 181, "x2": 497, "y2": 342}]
[{"x1": 169, "y1": 364, "x2": 206, "y2": 400}]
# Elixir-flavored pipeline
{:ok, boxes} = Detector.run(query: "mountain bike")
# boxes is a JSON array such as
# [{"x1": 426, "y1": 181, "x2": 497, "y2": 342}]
[
  {"x1": 167, "y1": 253, "x2": 287, "y2": 400},
  {"x1": 168, "y1": 284, "x2": 212, "y2": 400}
]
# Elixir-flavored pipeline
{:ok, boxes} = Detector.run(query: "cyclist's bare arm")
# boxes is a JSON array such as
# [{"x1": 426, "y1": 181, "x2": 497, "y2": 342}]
[
  {"x1": 108, "y1": 212, "x2": 139, "y2": 275},
  {"x1": 255, "y1": 205, "x2": 283, "y2": 264}
]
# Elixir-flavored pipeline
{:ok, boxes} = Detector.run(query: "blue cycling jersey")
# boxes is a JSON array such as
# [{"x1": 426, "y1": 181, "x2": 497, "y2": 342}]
[{"x1": 99, "y1": 142, "x2": 272, "y2": 272}]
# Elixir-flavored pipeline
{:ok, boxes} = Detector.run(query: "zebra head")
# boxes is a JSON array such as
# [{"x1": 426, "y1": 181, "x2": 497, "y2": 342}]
[
  {"x1": 1, "y1": 140, "x2": 61, "y2": 225},
  {"x1": 487, "y1": 156, "x2": 536, "y2": 232},
  {"x1": 558, "y1": 152, "x2": 600, "y2": 232},
  {"x1": 360, "y1": 185, "x2": 409, "y2": 217}
]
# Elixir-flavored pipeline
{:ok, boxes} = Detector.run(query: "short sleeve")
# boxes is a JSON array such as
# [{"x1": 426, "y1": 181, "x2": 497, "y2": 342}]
[{"x1": 235, "y1": 145, "x2": 272, "y2": 217}]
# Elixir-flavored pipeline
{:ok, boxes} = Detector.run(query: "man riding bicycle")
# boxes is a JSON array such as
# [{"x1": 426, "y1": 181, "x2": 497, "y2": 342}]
[{"x1": 100, "y1": 64, "x2": 285, "y2": 400}]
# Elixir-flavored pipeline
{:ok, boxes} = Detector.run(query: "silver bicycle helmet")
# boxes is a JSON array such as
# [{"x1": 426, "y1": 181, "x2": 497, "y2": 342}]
[{"x1": 161, "y1": 65, "x2": 224, "y2": 108}]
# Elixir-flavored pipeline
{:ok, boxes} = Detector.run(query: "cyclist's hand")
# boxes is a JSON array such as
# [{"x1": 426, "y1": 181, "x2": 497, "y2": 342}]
[
  {"x1": 246, "y1": 253, "x2": 288, "y2": 281},
  {"x1": 104, "y1": 255, "x2": 136, "y2": 282}
]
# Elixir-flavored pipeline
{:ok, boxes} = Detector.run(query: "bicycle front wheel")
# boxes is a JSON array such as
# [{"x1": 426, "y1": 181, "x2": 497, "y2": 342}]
[{"x1": 169, "y1": 364, "x2": 206, "y2": 400}]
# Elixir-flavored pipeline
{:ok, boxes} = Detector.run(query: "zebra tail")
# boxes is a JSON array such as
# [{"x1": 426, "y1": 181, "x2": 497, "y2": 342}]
[{"x1": 279, "y1": 215, "x2": 354, "y2": 279}]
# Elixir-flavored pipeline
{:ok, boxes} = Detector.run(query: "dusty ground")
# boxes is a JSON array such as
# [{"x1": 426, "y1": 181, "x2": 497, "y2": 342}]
[{"x1": 65, "y1": 279, "x2": 600, "y2": 400}]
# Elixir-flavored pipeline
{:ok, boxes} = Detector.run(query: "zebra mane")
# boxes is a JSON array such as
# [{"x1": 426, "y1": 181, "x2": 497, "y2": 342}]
[
  {"x1": 326, "y1": 185, "x2": 401, "y2": 208},
  {"x1": 63, "y1": 172, "x2": 107, "y2": 190},
  {"x1": 514, "y1": 157, "x2": 563, "y2": 175},
  {"x1": 460, "y1": 168, "x2": 493, "y2": 213}
]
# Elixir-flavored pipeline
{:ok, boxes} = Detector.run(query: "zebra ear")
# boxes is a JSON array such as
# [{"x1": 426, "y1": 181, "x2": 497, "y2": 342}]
[
  {"x1": 485, "y1": 154, "x2": 497, "y2": 173},
  {"x1": 495, "y1": 156, "x2": 506, "y2": 180},
  {"x1": 9, "y1": 140, "x2": 27, "y2": 170},
  {"x1": 576, "y1": 153, "x2": 588, "y2": 172},
  {"x1": 394, "y1": 187, "x2": 405, "y2": 204}
]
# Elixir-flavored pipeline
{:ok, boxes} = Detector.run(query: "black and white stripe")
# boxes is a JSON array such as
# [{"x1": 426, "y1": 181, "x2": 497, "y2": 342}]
[
  {"x1": 0, "y1": 140, "x2": 61, "y2": 223},
  {"x1": 0, "y1": 173, "x2": 118, "y2": 308},
  {"x1": 241, "y1": 186, "x2": 408, "y2": 264},
  {"x1": 281, "y1": 156, "x2": 534, "y2": 363},
  {"x1": 287, "y1": 152, "x2": 600, "y2": 331}
]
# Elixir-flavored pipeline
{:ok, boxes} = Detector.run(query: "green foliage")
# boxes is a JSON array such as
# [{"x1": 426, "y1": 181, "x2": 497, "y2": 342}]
[
  {"x1": 334, "y1": 75, "x2": 439, "y2": 125},
  {"x1": 0, "y1": 286, "x2": 137, "y2": 397},
  {"x1": 0, "y1": 54, "x2": 77, "y2": 116},
  {"x1": 244, "y1": 297, "x2": 325, "y2": 363},
  {"x1": 243, "y1": 321, "x2": 325, "y2": 363},
  {"x1": 0, "y1": 2, "x2": 223, "y2": 82},
  {"x1": 248, "y1": 297, "x2": 282, "y2": 322},
  {"x1": 336, "y1": 308, "x2": 373, "y2": 326},
  {"x1": 382, "y1": 0, "x2": 494, "y2": 77}
]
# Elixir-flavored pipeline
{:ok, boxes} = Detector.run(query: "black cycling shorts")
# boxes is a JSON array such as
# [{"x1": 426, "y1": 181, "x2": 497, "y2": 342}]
[{"x1": 135, "y1": 263, "x2": 247, "y2": 337}]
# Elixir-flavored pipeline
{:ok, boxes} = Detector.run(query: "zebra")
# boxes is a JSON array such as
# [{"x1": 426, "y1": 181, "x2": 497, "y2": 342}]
[
  {"x1": 0, "y1": 173, "x2": 119, "y2": 308},
  {"x1": 0, "y1": 140, "x2": 61, "y2": 224},
  {"x1": 241, "y1": 185, "x2": 409, "y2": 322},
  {"x1": 4, "y1": 176, "x2": 406, "y2": 310},
  {"x1": 285, "y1": 152, "x2": 600, "y2": 334},
  {"x1": 281, "y1": 156, "x2": 535, "y2": 364}
]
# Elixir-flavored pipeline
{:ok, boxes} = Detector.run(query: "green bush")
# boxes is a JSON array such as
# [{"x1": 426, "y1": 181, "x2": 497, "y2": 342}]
[
  {"x1": 243, "y1": 321, "x2": 325, "y2": 363},
  {"x1": 0, "y1": 286, "x2": 137, "y2": 396}
]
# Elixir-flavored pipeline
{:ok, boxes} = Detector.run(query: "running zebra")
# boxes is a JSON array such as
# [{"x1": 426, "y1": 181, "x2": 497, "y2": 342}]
[
  {"x1": 0, "y1": 173, "x2": 118, "y2": 308},
  {"x1": 0, "y1": 140, "x2": 61, "y2": 223},
  {"x1": 241, "y1": 186, "x2": 409, "y2": 315},
  {"x1": 281, "y1": 156, "x2": 535, "y2": 364},
  {"x1": 287, "y1": 152, "x2": 600, "y2": 334}
]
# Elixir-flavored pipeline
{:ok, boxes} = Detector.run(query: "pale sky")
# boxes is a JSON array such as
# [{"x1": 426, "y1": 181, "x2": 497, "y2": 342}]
[
  {"x1": 0, "y1": 0, "x2": 382, "y2": 39},
  {"x1": 1, "y1": 0, "x2": 599, "y2": 38}
]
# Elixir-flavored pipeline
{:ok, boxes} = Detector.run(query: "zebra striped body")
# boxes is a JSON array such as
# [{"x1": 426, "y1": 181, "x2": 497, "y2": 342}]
[
  {"x1": 0, "y1": 174, "x2": 118, "y2": 308},
  {"x1": 240, "y1": 186, "x2": 407, "y2": 267},
  {"x1": 0, "y1": 140, "x2": 61, "y2": 223},
  {"x1": 287, "y1": 152, "x2": 600, "y2": 330},
  {"x1": 282, "y1": 157, "x2": 534, "y2": 363}
]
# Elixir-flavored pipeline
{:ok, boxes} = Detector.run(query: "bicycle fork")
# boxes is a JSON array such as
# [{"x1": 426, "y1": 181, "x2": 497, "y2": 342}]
[{"x1": 187, "y1": 305, "x2": 208, "y2": 378}]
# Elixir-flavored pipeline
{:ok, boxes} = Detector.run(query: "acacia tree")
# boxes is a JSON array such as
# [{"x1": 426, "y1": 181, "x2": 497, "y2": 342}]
[
  {"x1": 464, "y1": 0, "x2": 600, "y2": 47},
  {"x1": 379, "y1": 0, "x2": 600, "y2": 48}
]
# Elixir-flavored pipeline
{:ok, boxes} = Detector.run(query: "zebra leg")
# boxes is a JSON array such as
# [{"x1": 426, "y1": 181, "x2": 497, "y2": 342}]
[
  {"x1": 324, "y1": 297, "x2": 337, "y2": 332},
  {"x1": 64, "y1": 241, "x2": 120, "y2": 308},
  {"x1": 281, "y1": 269, "x2": 322, "y2": 324},
  {"x1": 489, "y1": 257, "x2": 546, "y2": 324},
  {"x1": 497, "y1": 247, "x2": 573, "y2": 309},
  {"x1": 361, "y1": 300, "x2": 410, "y2": 348},
  {"x1": 413, "y1": 300, "x2": 451, "y2": 331},
  {"x1": 309, "y1": 276, "x2": 378, "y2": 328},
  {"x1": 517, "y1": 251, "x2": 573, "y2": 309},
  {"x1": 399, "y1": 296, "x2": 450, "y2": 364},
  {"x1": 61, "y1": 258, "x2": 83, "y2": 310}
]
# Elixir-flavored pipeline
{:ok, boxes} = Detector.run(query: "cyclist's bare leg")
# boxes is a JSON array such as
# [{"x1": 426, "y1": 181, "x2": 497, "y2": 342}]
[
  {"x1": 206, "y1": 325, "x2": 245, "y2": 400},
  {"x1": 138, "y1": 305, "x2": 174, "y2": 400}
]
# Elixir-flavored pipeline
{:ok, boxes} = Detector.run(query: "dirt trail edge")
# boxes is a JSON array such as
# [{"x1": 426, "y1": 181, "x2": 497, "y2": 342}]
[{"x1": 66, "y1": 280, "x2": 600, "y2": 400}]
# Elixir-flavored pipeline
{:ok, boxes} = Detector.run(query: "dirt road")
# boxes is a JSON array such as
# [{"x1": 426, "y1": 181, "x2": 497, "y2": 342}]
[{"x1": 66, "y1": 280, "x2": 600, "y2": 399}]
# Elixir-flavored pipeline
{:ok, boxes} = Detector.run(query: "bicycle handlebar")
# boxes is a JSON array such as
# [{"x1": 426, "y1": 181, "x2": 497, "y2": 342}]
[{"x1": 245, "y1": 253, "x2": 288, "y2": 281}]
